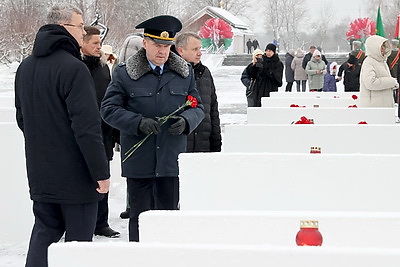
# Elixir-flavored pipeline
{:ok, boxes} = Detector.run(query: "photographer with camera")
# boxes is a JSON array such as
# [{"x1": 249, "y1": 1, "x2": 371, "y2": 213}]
[
  {"x1": 241, "y1": 49, "x2": 263, "y2": 107},
  {"x1": 246, "y1": 43, "x2": 284, "y2": 107}
]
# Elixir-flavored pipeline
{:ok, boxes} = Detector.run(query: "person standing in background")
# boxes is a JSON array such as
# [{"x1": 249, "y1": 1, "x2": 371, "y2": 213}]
[
  {"x1": 101, "y1": 44, "x2": 117, "y2": 76},
  {"x1": 305, "y1": 49, "x2": 326, "y2": 92},
  {"x1": 175, "y1": 32, "x2": 222, "y2": 153},
  {"x1": 359, "y1": 35, "x2": 399, "y2": 107},
  {"x1": 291, "y1": 48, "x2": 307, "y2": 92},
  {"x1": 386, "y1": 39, "x2": 400, "y2": 104},
  {"x1": 285, "y1": 49, "x2": 295, "y2": 92},
  {"x1": 350, "y1": 40, "x2": 366, "y2": 65},
  {"x1": 337, "y1": 55, "x2": 361, "y2": 92},
  {"x1": 100, "y1": 15, "x2": 204, "y2": 242},
  {"x1": 323, "y1": 62, "x2": 338, "y2": 92},
  {"x1": 241, "y1": 48, "x2": 263, "y2": 106},
  {"x1": 15, "y1": 4, "x2": 110, "y2": 267},
  {"x1": 81, "y1": 26, "x2": 120, "y2": 238},
  {"x1": 246, "y1": 38, "x2": 253, "y2": 54},
  {"x1": 248, "y1": 43, "x2": 283, "y2": 106},
  {"x1": 252, "y1": 38, "x2": 260, "y2": 50}
]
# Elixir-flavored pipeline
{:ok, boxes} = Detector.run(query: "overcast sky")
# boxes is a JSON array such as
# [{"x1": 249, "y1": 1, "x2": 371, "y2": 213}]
[{"x1": 308, "y1": 0, "x2": 367, "y2": 23}]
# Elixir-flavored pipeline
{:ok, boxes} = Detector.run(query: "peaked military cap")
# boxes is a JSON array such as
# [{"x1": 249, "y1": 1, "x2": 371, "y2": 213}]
[{"x1": 135, "y1": 15, "x2": 182, "y2": 45}]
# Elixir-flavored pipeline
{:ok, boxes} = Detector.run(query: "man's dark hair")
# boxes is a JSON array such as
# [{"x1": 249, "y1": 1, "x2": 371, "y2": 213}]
[{"x1": 83, "y1": 26, "x2": 101, "y2": 42}]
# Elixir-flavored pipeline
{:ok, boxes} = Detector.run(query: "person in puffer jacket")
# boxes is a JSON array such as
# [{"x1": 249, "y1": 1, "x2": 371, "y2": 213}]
[
  {"x1": 323, "y1": 62, "x2": 338, "y2": 92},
  {"x1": 359, "y1": 35, "x2": 399, "y2": 107}
]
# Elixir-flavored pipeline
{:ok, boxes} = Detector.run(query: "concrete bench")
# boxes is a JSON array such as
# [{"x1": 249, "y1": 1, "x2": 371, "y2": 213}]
[
  {"x1": 270, "y1": 92, "x2": 359, "y2": 99},
  {"x1": 48, "y1": 242, "x2": 400, "y2": 266},
  {"x1": 223, "y1": 124, "x2": 400, "y2": 154},
  {"x1": 0, "y1": 107, "x2": 16, "y2": 122},
  {"x1": 178, "y1": 153, "x2": 400, "y2": 211},
  {"x1": 0, "y1": 96, "x2": 15, "y2": 108},
  {"x1": 140, "y1": 210, "x2": 400, "y2": 248},
  {"x1": 247, "y1": 107, "x2": 396, "y2": 124},
  {"x1": 0, "y1": 123, "x2": 32, "y2": 244},
  {"x1": 261, "y1": 97, "x2": 357, "y2": 107}
]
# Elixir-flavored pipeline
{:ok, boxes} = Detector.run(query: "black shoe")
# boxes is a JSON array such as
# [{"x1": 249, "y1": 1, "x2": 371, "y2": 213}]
[
  {"x1": 94, "y1": 227, "x2": 120, "y2": 238},
  {"x1": 120, "y1": 208, "x2": 130, "y2": 219}
]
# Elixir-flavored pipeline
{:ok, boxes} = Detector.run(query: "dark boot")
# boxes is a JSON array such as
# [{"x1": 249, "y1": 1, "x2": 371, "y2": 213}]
[{"x1": 119, "y1": 208, "x2": 130, "y2": 219}]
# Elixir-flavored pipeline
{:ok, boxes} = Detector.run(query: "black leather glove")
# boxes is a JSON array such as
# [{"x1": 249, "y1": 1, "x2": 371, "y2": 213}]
[
  {"x1": 139, "y1": 117, "x2": 160, "y2": 135},
  {"x1": 168, "y1": 116, "x2": 186, "y2": 135}
]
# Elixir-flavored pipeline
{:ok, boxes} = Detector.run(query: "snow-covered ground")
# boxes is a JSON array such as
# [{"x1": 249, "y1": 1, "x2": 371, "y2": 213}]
[{"x1": 0, "y1": 60, "x2": 347, "y2": 266}]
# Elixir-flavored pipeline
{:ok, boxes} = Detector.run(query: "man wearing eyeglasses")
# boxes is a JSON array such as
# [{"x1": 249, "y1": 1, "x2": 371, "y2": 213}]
[{"x1": 15, "y1": 4, "x2": 110, "y2": 267}]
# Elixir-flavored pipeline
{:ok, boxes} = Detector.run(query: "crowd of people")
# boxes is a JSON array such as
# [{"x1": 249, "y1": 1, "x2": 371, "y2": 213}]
[
  {"x1": 15, "y1": 4, "x2": 221, "y2": 267},
  {"x1": 13, "y1": 3, "x2": 400, "y2": 267},
  {"x1": 242, "y1": 36, "x2": 400, "y2": 109}
]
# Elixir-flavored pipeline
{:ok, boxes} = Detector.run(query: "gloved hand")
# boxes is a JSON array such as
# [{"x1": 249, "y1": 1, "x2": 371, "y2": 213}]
[
  {"x1": 139, "y1": 117, "x2": 160, "y2": 135},
  {"x1": 168, "y1": 116, "x2": 186, "y2": 135}
]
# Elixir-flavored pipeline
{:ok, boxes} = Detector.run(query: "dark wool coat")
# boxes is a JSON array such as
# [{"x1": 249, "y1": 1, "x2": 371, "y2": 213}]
[
  {"x1": 83, "y1": 56, "x2": 118, "y2": 160},
  {"x1": 338, "y1": 62, "x2": 361, "y2": 91},
  {"x1": 285, "y1": 52, "x2": 295, "y2": 82},
  {"x1": 248, "y1": 53, "x2": 284, "y2": 106},
  {"x1": 101, "y1": 48, "x2": 205, "y2": 178},
  {"x1": 15, "y1": 24, "x2": 109, "y2": 204},
  {"x1": 186, "y1": 62, "x2": 222, "y2": 152}
]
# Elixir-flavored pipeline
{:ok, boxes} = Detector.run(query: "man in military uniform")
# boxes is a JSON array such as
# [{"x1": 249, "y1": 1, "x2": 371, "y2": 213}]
[
  {"x1": 100, "y1": 15, "x2": 204, "y2": 242},
  {"x1": 349, "y1": 40, "x2": 366, "y2": 65},
  {"x1": 387, "y1": 39, "x2": 400, "y2": 104}
]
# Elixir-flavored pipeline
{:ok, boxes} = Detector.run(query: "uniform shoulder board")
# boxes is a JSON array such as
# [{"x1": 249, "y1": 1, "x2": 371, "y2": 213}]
[{"x1": 118, "y1": 62, "x2": 126, "y2": 67}]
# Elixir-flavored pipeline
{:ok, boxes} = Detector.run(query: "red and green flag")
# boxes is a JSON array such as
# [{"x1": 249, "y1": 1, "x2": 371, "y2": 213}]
[
  {"x1": 375, "y1": 5, "x2": 385, "y2": 37},
  {"x1": 394, "y1": 12, "x2": 400, "y2": 39}
]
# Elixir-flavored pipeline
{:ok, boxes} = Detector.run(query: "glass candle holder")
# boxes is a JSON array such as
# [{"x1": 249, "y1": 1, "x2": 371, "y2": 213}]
[
  {"x1": 295, "y1": 220, "x2": 323, "y2": 246},
  {"x1": 310, "y1": 147, "x2": 321, "y2": 154}
]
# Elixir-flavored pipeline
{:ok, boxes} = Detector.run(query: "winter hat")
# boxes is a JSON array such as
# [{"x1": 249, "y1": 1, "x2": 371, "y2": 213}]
[
  {"x1": 347, "y1": 55, "x2": 358, "y2": 65},
  {"x1": 353, "y1": 40, "x2": 362, "y2": 49},
  {"x1": 265, "y1": 43, "x2": 276, "y2": 53},
  {"x1": 312, "y1": 49, "x2": 321, "y2": 57},
  {"x1": 252, "y1": 48, "x2": 263, "y2": 58},
  {"x1": 288, "y1": 49, "x2": 295, "y2": 56}
]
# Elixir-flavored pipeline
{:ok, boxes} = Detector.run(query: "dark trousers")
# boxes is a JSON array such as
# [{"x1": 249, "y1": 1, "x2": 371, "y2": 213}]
[
  {"x1": 96, "y1": 192, "x2": 109, "y2": 230},
  {"x1": 96, "y1": 161, "x2": 110, "y2": 230},
  {"x1": 295, "y1": 80, "x2": 307, "y2": 92},
  {"x1": 25, "y1": 201, "x2": 97, "y2": 267},
  {"x1": 285, "y1": 82, "x2": 293, "y2": 92},
  {"x1": 127, "y1": 177, "x2": 179, "y2": 242}
]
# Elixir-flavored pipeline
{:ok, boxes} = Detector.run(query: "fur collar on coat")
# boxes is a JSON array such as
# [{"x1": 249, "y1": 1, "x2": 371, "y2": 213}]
[{"x1": 125, "y1": 48, "x2": 190, "y2": 80}]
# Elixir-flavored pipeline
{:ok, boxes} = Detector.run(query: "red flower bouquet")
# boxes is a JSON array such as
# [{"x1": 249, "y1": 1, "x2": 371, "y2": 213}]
[
  {"x1": 122, "y1": 95, "x2": 198, "y2": 162},
  {"x1": 352, "y1": 94, "x2": 358, "y2": 100},
  {"x1": 348, "y1": 104, "x2": 358, "y2": 108},
  {"x1": 358, "y1": 121, "x2": 368, "y2": 124},
  {"x1": 290, "y1": 104, "x2": 306, "y2": 107},
  {"x1": 293, "y1": 116, "x2": 314, "y2": 124}
]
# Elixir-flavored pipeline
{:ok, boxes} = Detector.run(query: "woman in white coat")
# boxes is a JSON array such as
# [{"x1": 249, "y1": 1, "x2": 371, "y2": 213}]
[{"x1": 359, "y1": 35, "x2": 399, "y2": 107}]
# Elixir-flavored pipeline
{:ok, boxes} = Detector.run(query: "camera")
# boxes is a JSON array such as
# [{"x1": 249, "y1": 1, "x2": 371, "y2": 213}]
[{"x1": 256, "y1": 57, "x2": 263, "y2": 63}]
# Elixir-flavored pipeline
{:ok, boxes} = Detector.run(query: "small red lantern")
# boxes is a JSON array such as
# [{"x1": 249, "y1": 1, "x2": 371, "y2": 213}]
[{"x1": 296, "y1": 220, "x2": 323, "y2": 246}]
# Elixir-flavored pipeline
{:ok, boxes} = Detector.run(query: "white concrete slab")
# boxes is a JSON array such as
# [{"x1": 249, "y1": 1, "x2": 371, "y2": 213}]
[
  {"x1": 223, "y1": 124, "x2": 400, "y2": 154},
  {"x1": 0, "y1": 123, "x2": 32, "y2": 244},
  {"x1": 0, "y1": 107, "x2": 16, "y2": 122},
  {"x1": 48, "y1": 242, "x2": 400, "y2": 267},
  {"x1": 261, "y1": 97, "x2": 357, "y2": 107},
  {"x1": 0, "y1": 96, "x2": 15, "y2": 108},
  {"x1": 140, "y1": 210, "x2": 400, "y2": 248},
  {"x1": 178, "y1": 153, "x2": 400, "y2": 211},
  {"x1": 270, "y1": 92, "x2": 359, "y2": 99},
  {"x1": 247, "y1": 107, "x2": 396, "y2": 124}
]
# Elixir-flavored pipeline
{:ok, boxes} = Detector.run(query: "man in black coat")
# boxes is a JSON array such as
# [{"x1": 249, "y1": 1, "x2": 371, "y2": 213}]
[
  {"x1": 14, "y1": 4, "x2": 110, "y2": 267},
  {"x1": 101, "y1": 16, "x2": 204, "y2": 242},
  {"x1": 248, "y1": 43, "x2": 284, "y2": 107},
  {"x1": 81, "y1": 26, "x2": 120, "y2": 238},
  {"x1": 175, "y1": 32, "x2": 222, "y2": 152}
]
